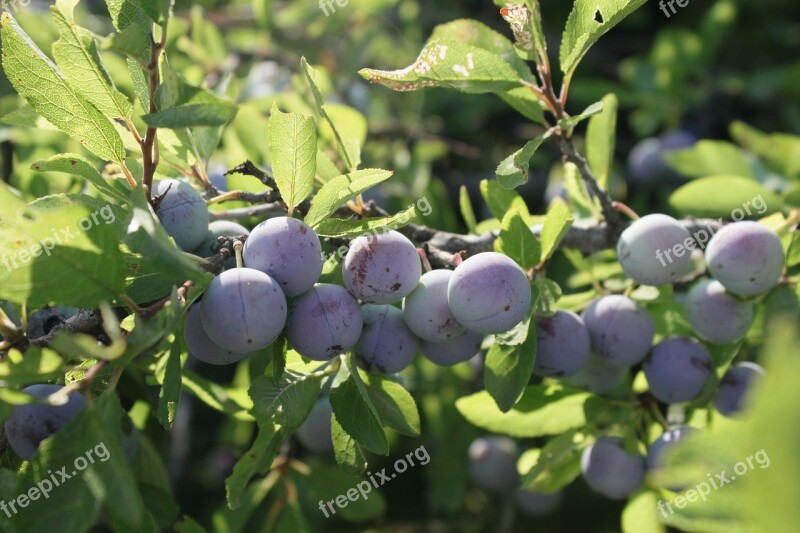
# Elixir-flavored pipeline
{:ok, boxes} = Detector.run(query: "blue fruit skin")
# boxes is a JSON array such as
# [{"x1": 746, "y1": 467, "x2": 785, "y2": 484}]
[
  {"x1": 184, "y1": 305, "x2": 250, "y2": 365},
  {"x1": 713, "y1": 362, "x2": 764, "y2": 417},
  {"x1": 644, "y1": 337, "x2": 713, "y2": 403},
  {"x1": 152, "y1": 179, "x2": 209, "y2": 251},
  {"x1": 582, "y1": 295, "x2": 655, "y2": 366},
  {"x1": 342, "y1": 230, "x2": 421, "y2": 304},
  {"x1": 685, "y1": 279, "x2": 755, "y2": 344},
  {"x1": 581, "y1": 436, "x2": 645, "y2": 499},
  {"x1": 296, "y1": 399, "x2": 333, "y2": 453},
  {"x1": 447, "y1": 252, "x2": 531, "y2": 335},
  {"x1": 534, "y1": 310, "x2": 591, "y2": 378},
  {"x1": 420, "y1": 330, "x2": 484, "y2": 366},
  {"x1": 356, "y1": 304, "x2": 419, "y2": 374},
  {"x1": 616, "y1": 214, "x2": 693, "y2": 286},
  {"x1": 4, "y1": 384, "x2": 86, "y2": 460},
  {"x1": 285, "y1": 284, "x2": 364, "y2": 361},
  {"x1": 515, "y1": 489, "x2": 563, "y2": 516},
  {"x1": 243, "y1": 217, "x2": 323, "y2": 296},
  {"x1": 403, "y1": 269, "x2": 464, "y2": 342},
  {"x1": 705, "y1": 221, "x2": 785, "y2": 296},
  {"x1": 200, "y1": 268, "x2": 287, "y2": 353},
  {"x1": 194, "y1": 220, "x2": 250, "y2": 269},
  {"x1": 468, "y1": 436, "x2": 520, "y2": 493},
  {"x1": 647, "y1": 425, "x2": 697, "y2": 491}
]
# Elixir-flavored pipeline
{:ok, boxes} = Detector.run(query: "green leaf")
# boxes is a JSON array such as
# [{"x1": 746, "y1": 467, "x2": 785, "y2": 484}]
[
  {"x1": 668, "y1": 175, "x2": 782, "y2": 218},
  {"x1": 127, "y1": 57, "x2": 150, "y2": 110},
  {"x1": 558, "y1": 101, "x2": 604, "y2": 131},
  {"x1": 455, "y1": 383, "x2": 596, "y2": 437},
  {"x1": 0, "y1": 103, "x2": 58, "y2": 131},
  {"x1": 484, "y1": 318, "x2": 537, "y2": 412},
  {"x1": 663, "y1": 140, "x2": 755, "y2": 179},
  {"x1": 730, "y1": 121, "x2": 800, "y2": 180},
  {"x1": 459, "y1": 185, "x2": 478, "y2": 233},
  {"x1": 225, "y1": 423, "x2": 283, "y2": 509},
  {"x1": 249, "y1": 373, "x2": 322, "y2": 428},
  {"x1": 494, "y1": 209, "x2": 541, "y2": 268},
  {"x1": 362, "y1": 372, "x2": 421, "y2": 437},
  {"x1": 540, "y1": 199, "x2": 574, "y2": 261},
  {"x1": 622, "y1": 491, "x2": 667, "y2": 533},
  {"x1": 359, "y1": 40, "x2": 525, "y2": 95},
  {"x1": 586, "y1": 93, "x2": 618, "y2": 190},
  {"x1": 32, "y1": 153, "x2": 130, "y2": 202},
  {"x1": 267, "y1": 104, "x2": 317, "y2": 214},
  {"x1": 331, "y1": 414, "x2": 368, "y2": 474},
  {"x1": 105, "y1": 0, "x2": 158, "y2": 30},
  {"x1": 520, "y1": 429, "x2": 587, "y2": 492},
  {"x1": 560, "y1": 0, "x2": 648, "y2": 76},
  {"x1": 157, "y1": 338, "x2": 182, "y2": 429},
  {"x1": 52, "y1": 0, "x2": 132, "y2": 122},
  {"x1": 0, "y1": 188, "x2": 128, "y2": 307},
  {"x1": 301, "y1": 58, "x2": 362, "y2": 172},
  {"x1": 300, "y1": 466, "x2": 386, "y2": 522},
  {"x1": 0, "y1": 347, "x2": 63, "y2": 385},
  {"x1": 181, "y1": 370, "x2": 253, "y2": 421},
  {"x1": 314, "y1": 206, "x2": 417, "y2": 239},
  {"x1": 304, "y1": 169, "x2": 394, "y2": 228},
  {"x1": 497, "y1": 86, "x2": 546, "y2": 124},
  {"x1": 329, "y1": 356, "x2": 389, "y2": 455},
  {"x1": 1, "y1": 13, "x2": 126, "y2": 163},
  {"x1": 479, "y1": 178, "x2": 531, "y2": 221},
  {"x1": 496, "y1": 130, "x2": 551, "y2": 189}
]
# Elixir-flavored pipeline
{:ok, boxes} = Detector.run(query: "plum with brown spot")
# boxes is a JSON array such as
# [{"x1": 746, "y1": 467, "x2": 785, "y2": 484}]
[
  {"x1": 533, "y1": 310, "x2": 591, "y2": 377},
  {"x1": 403, "y1": 269, "x2": 464, "y2": 342},
  {"x1": 342, "y1": 231, "x2": 421, "y2": 304}
]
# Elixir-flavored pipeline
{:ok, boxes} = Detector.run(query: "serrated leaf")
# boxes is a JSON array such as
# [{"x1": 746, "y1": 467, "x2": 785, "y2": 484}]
[
  {"x1": 494, "y1": 209, "x2": 540, "y2": 268},
  {"x1": 52, "y1": 0, "x2": 132, "y2": 122},
  {"x1": 1, "y1": 13, "x2": 126, "y2": 163},
  {"x1": 360, "y1": 39, "x2": 524, "y2": 94},
  {"x1": 331, "y1": 414, "x2": 368, "y2": 474},
  {"x1": 520, "y1": 429, "x2": 587, "y2": 492},
  {"x1": 498, "y1": 86, "x2": 546, "y2": 124},
  {"x1": 314, "y1": 206, "x2": 417, "y2": 239},
  {"x1": 225, "y1": 423, "x2": 283, "y2": 509},
  {"x1": 362, "y1": 372, "x2": 421, "y2": 436},
  {"x1": 0, "y1": 347, "x2": 63, "y2": 385},
  {"x1": 455, "y1": 383, "x2": 596, "y2": 437},
  {"x1": 668, "y1": 176, "x2": 782, "y2": 218},
  {"x1": 558, "y1": 101, "x2": 604, "y2": 131},
  {"x1": 267, "y1": 104, "x2": 316, "y2": 213},
  {"x1": 586, "y1": 93, "x2": 618, "y2": 189},
  {"x1": 157, "y1": 338, "x2": 182, "y2": 429},
  {"x1": 329, "y1": 356, "x2": 389, "y2": 455},
  {"x1": 479, "y1": 178, "x2": 531, "y2": 221},
  {"x1": 304, "y1": 169, "x2": 393, "y2": 228},
  {"x1": 484, "y1": 318, "x2": 536, "y2": 412},
  {"x1": 496, "y1": 130, "x2": 551, "y2": 189},
  {"x1": 730, "y1": 121, "x2": 800, "y2": 180},
  {"x1": 127, "y1": 57, "x2": 150, "y2": 110},
  {"x1": 540, "y1": 199, "x2": 574, "y2": 261},
  {"x1": 32, "y1": 153, "x2": 130, "y2": 202},
  {"x1": 1, "y1": 103, "x2": 58, "y2": 130},
  {"x1": 249, "y1": 373, "x2": 322, "y2": 428},
  {"x1": 0, "y1": 187, "x2": 128, "y2": 307},
  {"x1": 560, "y1": 0, "x2": 648, "y2": 76}
]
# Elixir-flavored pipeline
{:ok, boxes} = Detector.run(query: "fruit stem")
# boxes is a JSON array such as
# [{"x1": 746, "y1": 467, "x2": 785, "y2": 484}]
[
  {"x1": 612, "y1": 201, "x2": 640, "y2": 221},
  {"x1": 233, "y1": 240, "x2": 244, "y2": 269}
]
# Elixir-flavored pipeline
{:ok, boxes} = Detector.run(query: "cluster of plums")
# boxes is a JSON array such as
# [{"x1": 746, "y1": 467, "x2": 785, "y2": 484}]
[{"x1": 180, "y1": 213, "x2": 533, "y2": 375}]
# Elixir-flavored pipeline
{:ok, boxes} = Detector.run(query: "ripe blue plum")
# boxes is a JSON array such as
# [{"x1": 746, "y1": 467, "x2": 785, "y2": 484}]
[
  {"x1": 627, "y1": 138, "x2": 663, "y2": 184},
  {"x1": 285, "y1": 284, "x2": 363, "y2": 360},
  {"x1": 342, "y1": 230, "x2": 421, "y2": 304},
  {"x1": 533, "y1": 310, "x2": 591, "y2": 377},
  {"x1": 468, "y1": 436, "x2": 520, "y2": 493},
  {"x1": 296, "y1": 398, "x2": 333, "y2": 453},
  {"x1": 184, "y1": 305, "x2": 249, "y2": 365},
  {"x1": 616, "y1": 214, "x2": 693, "y2": 286},
  {"x1": 567, "y1": 352, "x2": 628, "y2": 394},
  {"x1": 644, "y1": 337, "x2": 713, "y2": 403},
  {"x1": 647, "y1": 425, "x2": 696, "y2": 473},
  {"x1": 194, "y1": 220, "x2": 250, "y2": 269},
  {"x1": 200, "y1": 268, "x2": 287, "y2": 353},
  {"x1": 152, "y1": 179, "x2": 209, "y2": 251},
  {"x1": 243, "y1": 217, "x2": 323, "y2": 296},
  {"x1": 4, "y1": 384, "x2": 86, "y2": 460},
  {"x1": 420, "y1": 330, "x2": 484, "y2": 366},
  {"x1": 514, "y1": 489, "x2": 563, "y2": 516},
  {"x1": 685, "y1": 280, "x2": 755, "y2": 344},
  {"x1": 582, "y1": 295, "x2": 655, "y2": 365},
  {"x1": 355, "y1": 304, "x2": 419, "y2": 374},
  {"x1": 447, "y1": 252, "x2": 531, "y2": 334},
  {"x1": 403, "y1": 269, "x2": 464, "y2": 342},
  {"x1": 581, "y1": 436, "x2": 645, "y2": 499},
  {"x1": 713, "y1": 362, "x2": 764, "y2": 417},
  {"x1": 705, "y1": 221, "x2": 785, "y2": 296}
]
